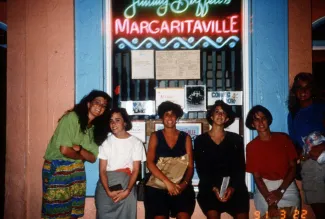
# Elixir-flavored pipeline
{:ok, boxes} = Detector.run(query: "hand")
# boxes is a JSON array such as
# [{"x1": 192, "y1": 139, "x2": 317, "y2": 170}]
[
  {"x1": 212, "y1": 187, "x2": 234, "y2": 202},
  {"x1": 266, "y1": 189, "x2": 283, "y2": 206},
  {"x1": 165, "y1": 180, "x2": 180, "y2": 196},
  {"x1": 309, "y1": 145, "x2": 325, "y2": 160},
  {"x1": 176, "y1": 181, "x2": 188, "y2": 194},
  {"x1": 268, "y1": 204, "x2": 280, "y2": 218},
  {"x1": 112, "y1": 189, "x2": 130, "y2": 203},
  {"x1": 72, "y1": 145, "x2": 81, "y2": 152},
  {"x1": 106, "y1": 190, "x2": 122, "y2": 200}
]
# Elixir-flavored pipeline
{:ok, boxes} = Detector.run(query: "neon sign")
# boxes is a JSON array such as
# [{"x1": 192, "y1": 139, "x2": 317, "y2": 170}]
[
  {"x1": 113, "y1": 0, "x2": 241, "y2": 49},
  {"x1": 115, "y1": 15, "x2": 239, "y2": 35},
  {"x1": 124, "y1": 0, "x2": 232, "y2": 18}
]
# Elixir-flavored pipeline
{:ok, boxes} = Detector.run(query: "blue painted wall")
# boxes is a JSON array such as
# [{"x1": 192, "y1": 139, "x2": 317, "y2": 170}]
[
  {"x1": 75, "y1": 0, "x2": 105, "y2": 196},
  {"x1": 251, "y1": 0, "x2": 289, "y2": 133}
]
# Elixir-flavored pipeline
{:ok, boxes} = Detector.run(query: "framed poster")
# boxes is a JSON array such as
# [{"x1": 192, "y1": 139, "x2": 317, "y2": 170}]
[{"x1": 185, "y1": 85, "x2": 206, "y2": 112}]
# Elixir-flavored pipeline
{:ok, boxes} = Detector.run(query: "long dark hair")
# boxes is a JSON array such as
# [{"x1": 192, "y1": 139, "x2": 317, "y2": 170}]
[
  {"x1": 288, "y1": 72, "x2": 320, "y2": 117},
  {"x1": 61, "y1": 90, "x2": 112, "y2": 145}
]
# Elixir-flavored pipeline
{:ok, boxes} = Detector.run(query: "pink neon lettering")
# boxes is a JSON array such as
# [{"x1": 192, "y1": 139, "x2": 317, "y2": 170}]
[
  {"x1": 130, "y1": 22, "x2": 140, "y2": 34},
  {"x1": 140, "y1": 21, "x2": 149, "y2": 34},
  {"x1": 160, "y1": 21, "x2": 170, "y2": 34},
  {"x1": 115, "y1": 19, "x2": 129, "y2": 34},
  {"x1": 149, "y1": 20, "x2": 160, "y2": 34},
  {"x1": 193, "y1": 20, "x2": 203, "y2": 33},
  {"x1": 170, "y1": 20, "x2": 181, "y2": 33},
  {"x1": 230, "y1": 15, "x2": 239, "y2": 33},
  {"x1": 113, "y1": 16, "x2": 240, "y2": 36}
]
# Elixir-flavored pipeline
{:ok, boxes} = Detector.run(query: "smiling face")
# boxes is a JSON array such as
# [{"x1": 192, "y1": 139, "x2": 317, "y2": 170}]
[
  {"x1": 109, "y1": 112, "x2": 126, "y2": 136},
  {"x1": 252, "y1": 111, "x2": 270, "y2": 133},
  {"x1": 87, "y1": 97, "x2": 107, "y2": 122},
  {"x1": 210, "y1": 106, "x2": 229, "y2": 127},
  {"x1": 162, "y1": 110, "x2": 177, "y2": 128}
]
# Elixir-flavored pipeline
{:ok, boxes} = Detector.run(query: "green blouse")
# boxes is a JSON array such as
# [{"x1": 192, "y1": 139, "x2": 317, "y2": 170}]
[{"x1": 44, "y1": 111, "x2": 99, "y2": 161}]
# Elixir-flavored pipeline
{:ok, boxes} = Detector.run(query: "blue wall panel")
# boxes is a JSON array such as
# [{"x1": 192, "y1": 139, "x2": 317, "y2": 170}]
[
  {"x1": 251, "y1": 0, "x2": 289, "y2": 133},
  {"x1": 75, "y1": 0, "x2": 104, "y2": 196}
]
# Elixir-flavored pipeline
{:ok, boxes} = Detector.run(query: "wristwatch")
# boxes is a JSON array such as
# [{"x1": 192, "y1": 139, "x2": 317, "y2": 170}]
[{"x1": 279, "y1": 188, "x2": 285, "y2": 194}]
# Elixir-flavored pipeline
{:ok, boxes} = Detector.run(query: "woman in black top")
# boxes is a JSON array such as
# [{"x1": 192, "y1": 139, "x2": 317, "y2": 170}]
[
  {"x1": 194, "y1": 100, "x2": 249, "y2": 219},
  {"x1": 145, "y1": 101, "x2": 195, "y2": 219}
]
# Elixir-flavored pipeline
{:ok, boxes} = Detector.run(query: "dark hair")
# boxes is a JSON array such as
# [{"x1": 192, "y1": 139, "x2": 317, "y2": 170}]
[
  {"x1": 206, "y1": 100, "x2": 235, "y2": 128},
  {"x1": 288, "y1": 72, "x2": 320, "y2": 116},
  {"x1": 61, "y1": 90, "x2": 112, "y2": 145},
  {"x1": 245, "y1": 105, "x2": 273, "y2": 130},
  {"x1": 109, "y1": 108, "x2": 132, "y2": 131},
  {"x1": 157, "y1": 101, "x2": 183, "y2": 119}
]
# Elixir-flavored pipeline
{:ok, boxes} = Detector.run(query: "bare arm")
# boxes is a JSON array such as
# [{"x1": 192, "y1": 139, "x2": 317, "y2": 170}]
[
  {"x1": 146, "y1": 132, "x2": 178, "y2": 195},
  {"x1": 60, "y1": 145, "x2": 96, "y2": 163},
  {"x1": 99, "y1": 159, "x2": 121, "y2": 199},
  {"x1": 267, "y1": 159, "x2": 296, "y2": 206},
  {"x1": 177, "y1": 135, "x2": 194, "y2": 192},
  {"x1": 113, "y1": 161, "x2": 141, "y2": 202},
  {"x1": 60, "y1": 145, "x2": 84, "y2": 160},
  {"x1": 253, "y1": 172, "x2": 271, "y2": 200}
]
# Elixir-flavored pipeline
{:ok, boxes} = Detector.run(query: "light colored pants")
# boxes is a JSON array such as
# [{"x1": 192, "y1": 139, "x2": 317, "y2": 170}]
[{"x1": 254, "y1": 179, "x2": 300, "y2": 218}]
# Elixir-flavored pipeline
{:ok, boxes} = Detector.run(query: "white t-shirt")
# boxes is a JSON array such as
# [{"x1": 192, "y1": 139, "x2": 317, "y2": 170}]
[{"x1": 98, "y1": 134, "x2": 146, "y2": 171}]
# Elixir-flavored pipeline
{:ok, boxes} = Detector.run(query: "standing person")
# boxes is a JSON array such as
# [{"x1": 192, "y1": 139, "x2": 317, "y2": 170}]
[
  {"x1": 95, "y1": 108, "x2": 146, "y2": 219},
  {"x1": 42, "y1": 90, "x2": 111, "y2": 219},
  {"x1": 246, "y1": 105, "x2": 300, "y2": 219},
  {"x1": 194, "y1": 100, "x2": 249, "y2": 219},
  {"x1": 144, "y1": 101, "x2": 196, "y2": 219},
  {"x1": 288, "y1": 72, "x2": 325, "y2": 219}
]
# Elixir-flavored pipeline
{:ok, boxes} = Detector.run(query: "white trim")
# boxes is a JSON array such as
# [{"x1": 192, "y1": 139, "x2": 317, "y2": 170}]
[
  {"x1": 313, "y1": 46, "x2": 325, "y2": 51},
  {"x1": 105, "y1": 0, "x2": 113, "y2": 96},
  {"x1": 242, "y1": 0, "x2": 253, "y2": 192}
]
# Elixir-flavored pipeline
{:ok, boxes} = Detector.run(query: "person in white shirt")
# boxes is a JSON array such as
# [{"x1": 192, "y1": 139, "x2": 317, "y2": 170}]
[{"x1": 95, "y1": 107, "x2": 146, "y2": 219}]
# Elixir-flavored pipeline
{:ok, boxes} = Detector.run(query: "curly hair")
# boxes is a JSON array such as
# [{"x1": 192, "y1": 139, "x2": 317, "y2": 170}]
[
  {"x1": 109, "y1": 108, "x2": 132, "y2": 131},
  {"x1": 157, "y1": 101, "x2": 184, "y2": 119},
  {"x1": 61, "y1": 90, "x2": 112, "y2": 145},
  {"x1": 206, "y1": 100, "x2": 235, "y2": 128},
  {"x1": 288, "y1": 72, "x2": 320, "y2": 117},
  {"x1": 245, "y1": 105, "x2": 273, "y2": 130}
]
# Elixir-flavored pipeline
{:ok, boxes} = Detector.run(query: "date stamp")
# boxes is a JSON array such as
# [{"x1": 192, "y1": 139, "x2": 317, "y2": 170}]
[{"x1": 254, "y1": 209, "x2": 308, "y2": 219}]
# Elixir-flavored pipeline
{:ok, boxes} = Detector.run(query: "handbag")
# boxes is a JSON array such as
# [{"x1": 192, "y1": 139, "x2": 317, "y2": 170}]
[
  {"x1": 146, "y1": 154, "x2": 189, "y2": 189},
  {"x1": 136, "y1": 179, "x2": 145, "y2": 201}
]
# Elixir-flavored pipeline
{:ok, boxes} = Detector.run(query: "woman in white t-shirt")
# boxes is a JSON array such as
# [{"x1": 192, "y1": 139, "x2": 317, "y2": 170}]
[{"x1": 95, "y1": 108, "x2": 146, "y2": 219}]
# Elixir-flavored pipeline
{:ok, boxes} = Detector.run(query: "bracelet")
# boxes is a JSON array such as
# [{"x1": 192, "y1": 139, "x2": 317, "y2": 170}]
[
  {"x1": 183, "y1": 180, "x2": 188, "y2": 185},
  {"x1": 125, "y1": 187, "x2": 131, "y2": 192}
]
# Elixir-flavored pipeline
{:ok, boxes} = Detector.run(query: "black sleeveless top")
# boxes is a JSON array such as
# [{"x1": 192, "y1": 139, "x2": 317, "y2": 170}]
[{"x1": 154, "y1": 130, "x2": 188, "y2": 163}]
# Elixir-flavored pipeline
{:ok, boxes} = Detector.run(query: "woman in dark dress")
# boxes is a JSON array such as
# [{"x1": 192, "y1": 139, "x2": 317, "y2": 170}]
[
  {"x1": 144, "y1": 101, "x2": 196, "y2": 219},
  {"x1": 194, "y1": 100, "x2": 249, "y2": 219}
]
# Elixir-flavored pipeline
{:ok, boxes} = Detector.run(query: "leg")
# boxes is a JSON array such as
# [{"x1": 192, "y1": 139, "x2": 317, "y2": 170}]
[
  {"x1": 206, "y1": 210, "x2": 221, "y2": 219},
  {"x1": 176, "y1": 212, "x2": 191, "y2": 219},
  {"x1": 311, "y1": 203, "x2": 325, "y2": 219},
  {"x1": 154, "y1": 216, "x2": 167, "y2": 219},
  {"x1": 234, "y1": 212, "x2": 249, "y2": 219}
]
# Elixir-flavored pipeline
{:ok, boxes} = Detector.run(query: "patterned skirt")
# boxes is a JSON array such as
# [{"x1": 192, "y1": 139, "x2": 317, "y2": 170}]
[{"x1": 42, "y1": 160, "x2": 86, "y2": 219}]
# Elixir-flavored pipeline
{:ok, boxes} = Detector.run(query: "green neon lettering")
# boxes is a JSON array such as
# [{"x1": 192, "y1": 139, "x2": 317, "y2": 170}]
[{"x1": 123, "y1": 0, "x2": 232, "y2": 19}]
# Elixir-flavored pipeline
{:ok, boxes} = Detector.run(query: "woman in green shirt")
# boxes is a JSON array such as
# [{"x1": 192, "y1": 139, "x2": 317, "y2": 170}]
[{"x1": 42, "y1": 90, "x2": 111, "y2": 219}]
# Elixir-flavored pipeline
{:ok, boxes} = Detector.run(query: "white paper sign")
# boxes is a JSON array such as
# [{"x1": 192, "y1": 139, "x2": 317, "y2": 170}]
[
  {"x1": 131, "y1": 50, "x2": 155, "y2": 79},
  {"x1": 121, "y1": 101, "x2": 156, "y2": 115},
  {"x1": 156, "y1": 50, "x2": 200, "y2": 80},
  {"x1": 156, "y1": 88, "x2": 185, "y2": 109},
  {"x1": 208, "y1": 91, "x2": 243, "y2": 106},
  {"x1": 128, "y1": 121, "x2": 146, "y2": 143}
]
